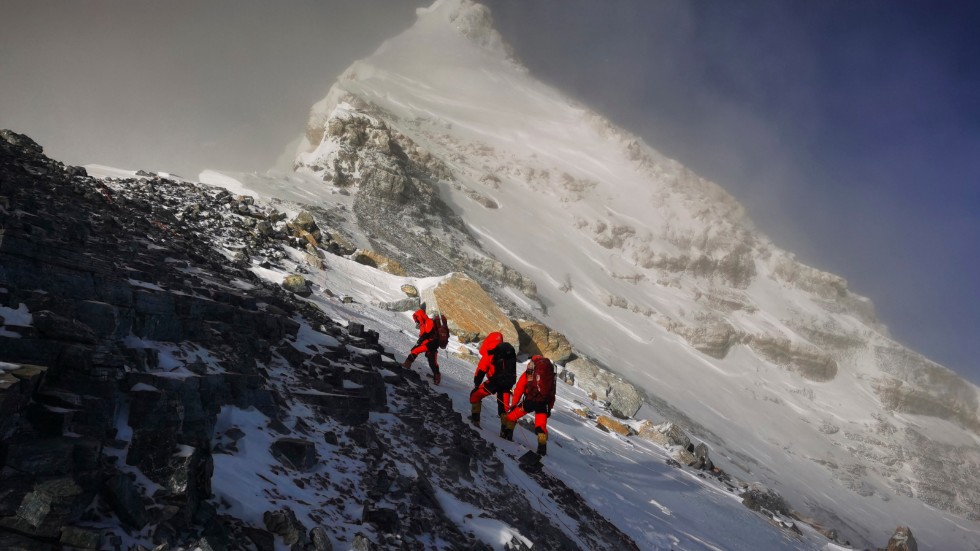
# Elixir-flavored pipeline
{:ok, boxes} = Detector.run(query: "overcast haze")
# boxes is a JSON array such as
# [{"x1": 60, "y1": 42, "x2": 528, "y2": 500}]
[
  {"x1": 0, "y1": 0, "x2": 421, "y2": 175},
  {"x1": 2, "y1": 0, "x2": 978, "y2": 384}
]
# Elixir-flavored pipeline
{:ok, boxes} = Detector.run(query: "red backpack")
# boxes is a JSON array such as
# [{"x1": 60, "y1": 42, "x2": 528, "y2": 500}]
[
  {"x1": 432, "y1": 314, "x2": 450, "y2": 349},
  {"x1": 525, "y1": 355, "x2": 555, "y2": 403}
]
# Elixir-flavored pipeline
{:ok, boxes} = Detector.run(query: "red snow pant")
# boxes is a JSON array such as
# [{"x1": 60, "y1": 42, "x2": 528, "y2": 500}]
[
  {"x1": 506, "y1": 400, "x2": 549, "y2": 435},
  {"x1": 469, "y1": 379, "x2": 512, "y2": 416}
]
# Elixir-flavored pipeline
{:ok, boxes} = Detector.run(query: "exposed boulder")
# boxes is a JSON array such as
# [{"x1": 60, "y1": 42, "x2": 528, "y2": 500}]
[
  {"x1": 635, "y1": 421, "x2": 670, "y2": 447},
  {"x1": 282, "y1": 274, "x2": 312, "y2": 297},
  {"x1": 351, "y1": 533, "x2": 376, "y2": 551},
  {"x1": 263, "y1": 507, "x2": 310, "y2": 548},
  {"x1": 655, "y1": 422, "x2": 691, "y2": 449},
  {"x1": 325, "y1": 229, "x2": 357, "y2": 256},
  {"x1": 562, "y1": 357, "x2": 642, "y2": 418},
  {"x1": 557, "y1": 364, "x2": 575, "y2": 385},
  {"x1": 351, "y1": 249, "x2": 407, "y2": 276},
  {"x1": 670, "y1": 447, "x2": 697, "y2": 467},
  {"x1": 164, "y1": 445, "x2": 214, "y2": 523},
  {"x1": 606, "y1": 381, "x2": 643, "y2": 419},
  {"x1": 291, "y1": 210, "x2": 321, "y2": 235},
  {"x1": 881, "y1": 526, "x2": 918, "y2": 551},
  {"x1": 310, "y1": 526, "x2": 334, "y2": 551},
  {"x1": 376, "y1": 296, "x2": 420, "y2": 312},
  {"x1": 692, "y1": 442, "x2": 711, "y2": 469},
  {"x1": 10, "y1": 477, "x2": 90, "y2": 538},
  {"x1": 562, "y1": 358, "x2": 605, "y2": 401},
  {"x1": 596, "y1": 416, "x2": 632, "y2": 436},
  {"x1": 514, "y1": 319, "x2": 572, "y2": 362},
  {"x1": 271, "y1": 438, "x2": 319, "y2": 472},
  {"x1": 400, "y1": 284, "x2": 419, "y2": 297},
  {"x1": 304, "y1": 252, "x2": 325, "y2": 270},
  {"x1": 420, "y1": 272, "x2": 518, "y2": 345},
  {"x1": 741, "y1": 485, "x2": 790, "y2": 516}
]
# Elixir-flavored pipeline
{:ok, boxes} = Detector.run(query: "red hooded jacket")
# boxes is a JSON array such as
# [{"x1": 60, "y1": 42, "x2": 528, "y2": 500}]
[
  {"x1": 410, "y1": 309, "x2": 436, "y2": 355},
  {"x1": 475, "y1": 331, "x2": 504, "y2": 381}
]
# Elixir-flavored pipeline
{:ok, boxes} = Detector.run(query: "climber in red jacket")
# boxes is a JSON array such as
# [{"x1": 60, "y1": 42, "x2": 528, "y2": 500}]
[
  {"x1": 402, "y1": 309, "x2": 441, "y2": 385},
  {"x1": 504, "y1": 355, "x2": 557, "y2": 455},
  {"x1": 468, "y1": 332, "x2": 517, "y2": 438}
]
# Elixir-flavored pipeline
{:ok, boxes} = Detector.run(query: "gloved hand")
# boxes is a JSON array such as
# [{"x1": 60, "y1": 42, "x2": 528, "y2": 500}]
[{"x1": 546, "y1": 406, "x2": 552, "y2": 418}]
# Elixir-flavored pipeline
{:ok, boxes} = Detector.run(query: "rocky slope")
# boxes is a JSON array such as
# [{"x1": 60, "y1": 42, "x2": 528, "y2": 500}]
[{"x1": 0, "y1": 130, "x2": 642, "y2": 550}]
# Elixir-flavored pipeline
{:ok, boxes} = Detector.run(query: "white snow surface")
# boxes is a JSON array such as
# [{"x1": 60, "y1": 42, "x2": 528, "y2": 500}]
[
  {"x1": 0, "y1": 303, "x2": 33, "y2": 338},
  {"x1": 211, "y1": 251, "x2": 834, "y2": 550},
  {"x1": 184, "y1": 0, "x2": 980, "y2": 549}
]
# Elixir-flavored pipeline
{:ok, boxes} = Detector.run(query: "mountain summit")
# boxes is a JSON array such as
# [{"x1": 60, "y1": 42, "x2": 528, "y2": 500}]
[{"x1": 290, "y1": 1, "x2": 980, "y2": 548}]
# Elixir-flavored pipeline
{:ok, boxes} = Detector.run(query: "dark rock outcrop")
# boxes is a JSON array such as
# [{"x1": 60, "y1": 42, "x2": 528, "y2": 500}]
[
  {"x1": 880, "y1": 525, "x2": 918, "y2": 551},
  {"x1": 0, "y1": 131, "x2": 638, "y2": 550}
]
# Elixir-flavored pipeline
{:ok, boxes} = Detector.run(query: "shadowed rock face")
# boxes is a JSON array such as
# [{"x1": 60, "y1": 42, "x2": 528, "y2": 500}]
[
  {"x1": 664, "y1": 319, "x2": 839, "y2": 382},
  {"x1": 748, "y1": 335, "x2": 839, "y2": 382},
  {"x1": 514, "y1": 319, "x2": 572, "y2": 362},
  {"x1": 664, "y1": 320, "x2": 740, "y2": 360},
  {"x1": 874, "y1": 346, "x2": 980, "y2": 430},
  {"x1": 563, "y1": 357, "x2": 643, "y2": 418}
]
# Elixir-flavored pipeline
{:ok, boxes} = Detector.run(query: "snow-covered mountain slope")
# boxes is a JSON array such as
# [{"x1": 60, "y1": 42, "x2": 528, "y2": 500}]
[
  {"x1": 251, "y1": 0, "x2": 980, "y2": 548},
  {"x1": 2, "y1": 128, "x2": 849, "y2": 550},
  {"x1": 254, "y1": 249, "x2": 853, "y2": 551}
]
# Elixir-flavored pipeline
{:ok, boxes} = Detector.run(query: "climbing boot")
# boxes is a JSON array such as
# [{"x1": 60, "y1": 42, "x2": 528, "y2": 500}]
[
  {"x1": 401, "y1": 354, "x2": 417, "y2": 369},
  {"x1": 470, "y1": 403, "x2": 481, "y2": 427},
  {"x1": 433, "y1": 371, "x2": 441, "y2": 385},
  {"x1": 536, "y1": 431, "x2": 548, "y2": 456},
  {"x1": 499, "y1": 414, "x2": 514, "y2": 441}
]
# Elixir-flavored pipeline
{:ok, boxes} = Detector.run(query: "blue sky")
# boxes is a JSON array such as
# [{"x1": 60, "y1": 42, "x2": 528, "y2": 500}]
[{"x1": 1, "y1": 0, "x2": 977, "y2": 383}]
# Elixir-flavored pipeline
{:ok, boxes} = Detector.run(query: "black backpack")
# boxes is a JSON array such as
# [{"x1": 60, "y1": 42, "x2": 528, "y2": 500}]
[{"x1": 490, "y1": 342, "x2": 517, "y2": 388}]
